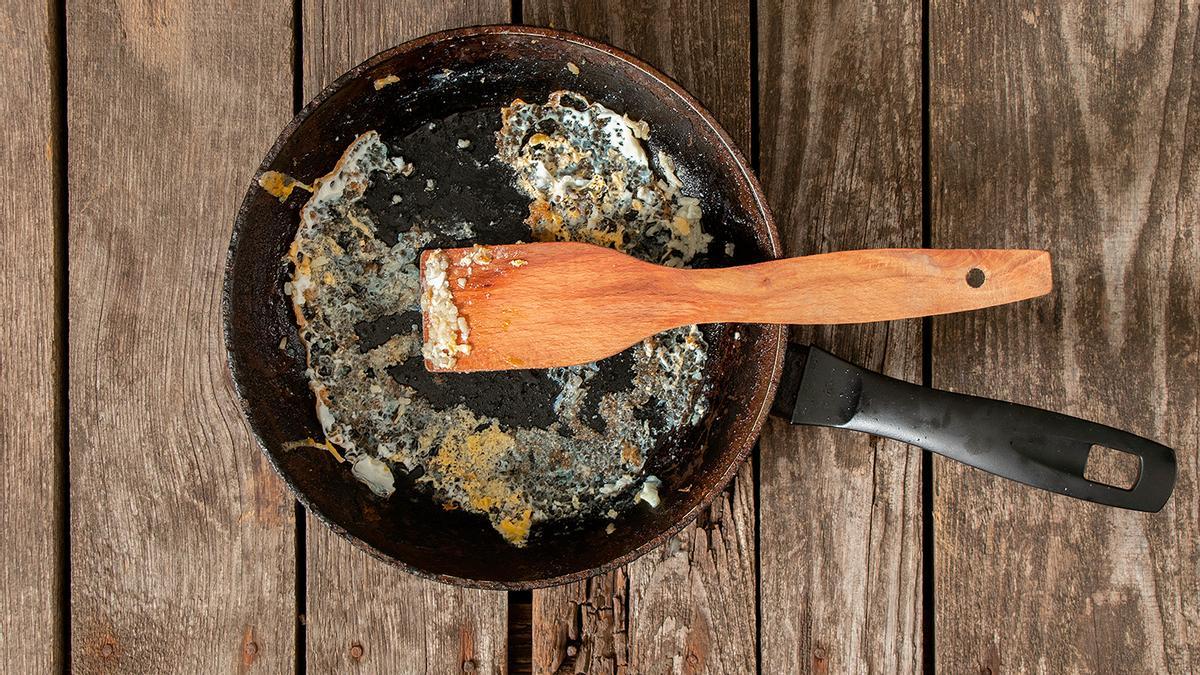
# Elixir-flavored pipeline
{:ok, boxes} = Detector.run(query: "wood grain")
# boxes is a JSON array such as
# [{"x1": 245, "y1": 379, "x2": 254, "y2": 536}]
[
  {"x1": 531, "y1": 568, "x2": 628, "y2": 673},
  {"x1": 757, "y1": 0, "x2": 925, "y2": 672},
  {"x1": 0, "y1": 0, "x2": 61, "y2": 671},
  {"x1": 429, "y1": 243, "x2": 1050, "y2": 372},
  {"x1": 525, "y1": 0, "x2": 751, "y2": 150},
  {"x1": 67, "y1": 1, "x2": 296, "y2": 672},
  {"x1": 626, "y1": 462, "x2": 757, "y2": 674},
  {"x1": 931, "y1": 1, "x2": 1199, "y2": 671},
  {"x1": 299, "y1": 2, "x2": 511, "y2": 672},
  {"x1": 531, "y1": 468, "x2": 756, "y2": 674},
  {"x1": 522, "y1": 1, "x2": 757, "y2": 672}
]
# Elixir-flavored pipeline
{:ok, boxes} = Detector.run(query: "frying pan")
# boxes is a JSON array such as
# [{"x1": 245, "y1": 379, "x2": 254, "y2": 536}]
[{"x1": 223, "y1": 26, "x2": 1177, "y2": 589}]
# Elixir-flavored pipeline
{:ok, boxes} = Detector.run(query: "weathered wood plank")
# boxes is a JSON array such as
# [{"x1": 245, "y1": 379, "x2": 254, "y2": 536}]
[
  {"x1": 757, "y1": 0, "x2": 925, "y2": 672},
  {"x1": 931, "y1": 1, "x2": 1199, "y2": 672},
  {"x1": 0, "y1": 1, "x2": 61, "y2": 671},
  {"x1": 300, "y1": 3, "x2": 511, "y2": 672},
  {"x1": 522, "y1": 2, "x2": 757, "y2": 672},
  {"x1": 524, "y1": 0, "x2": 751, "y2": 149},
  {"x1": 626, "y1": 463, "x2": 757, "y2": 673},
  {"x1": 67, "y1": 1, "x2": 296, "y2": 672},
  {"x1": 532, "y1": 569, "x2": 628, "y2": 674}
]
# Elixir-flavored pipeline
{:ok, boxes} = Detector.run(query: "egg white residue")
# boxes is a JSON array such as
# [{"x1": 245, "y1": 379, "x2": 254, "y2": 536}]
[
  {"x1": 635, "y1": 475, "x2": 662, "y2": 507},
  {"x1": 352, "y1": 455, "x2": 396, "y2": 497},
  {"x1": 497, "y1": 90, "x2": 712, "y2": 267},
  {"x1": 547, "y1": 362, "x2": 600, "y2": 418}
]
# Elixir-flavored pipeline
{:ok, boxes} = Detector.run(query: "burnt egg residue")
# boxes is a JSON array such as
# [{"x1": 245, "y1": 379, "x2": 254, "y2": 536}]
[{"x1": 280, "y1": 92, "x2": 712, "y2": 546}]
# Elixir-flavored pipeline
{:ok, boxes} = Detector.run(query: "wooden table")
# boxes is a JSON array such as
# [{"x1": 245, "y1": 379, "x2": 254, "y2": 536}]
[{"x1": 3, "y1": 1, "x2": 1196, "y2": 672}]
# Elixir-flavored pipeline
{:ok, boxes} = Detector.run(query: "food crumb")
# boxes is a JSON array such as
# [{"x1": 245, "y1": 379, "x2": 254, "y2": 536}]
[
  {"x1": 458, "y1": 244, "x2": 494, "y2": 266},
  {"x1": 373, "y1": 74, "x2": 400, "y2": 90},
  {"x1": 605, "y1": 523, "x2": 615, "y2": 535},
  {"x1": 567, "y1": 61, "x2": 580, "y2": 75},
  {"x1": 497, "y1": 509, "x2": 534, "y2": 546},
  {"x1": 725, "y1": 241, "x2": 736, "y2": 256},
  {"x1": 400, "y1": 162, "x2": 414, "y2": 177},
  {"x1": 457, "y1": 138, "x2": 471, "y2": 148},
  {"x1": 278, "y1": 336, "x2": 288, "y2": 350},
  {"x1": 733, "y1": 331, "x2": 741, "y2": 340},
  {"x1": 624, "y1": 115, "x2": 650, "y2": 140},
  {"x1": 620, "y1": 440, "x2": 642, "y2": 467},
  {"x1": 351, "y1": 456, "x2": 395, "y2": 497},
  {"x1": 635, "y1": 475, "x2": 662, "y2": 508},
  {"x1": 391, "y1": 194, "x2": 403, "y2": 204},
  {"x1": 457, "y1": 278, "x2": 466, "y2": 288},
  {"x1": 257, "y1": 170, "x2": 312, "y2": 202},
  {"x1": 420, "y1": 250, "x2": 470, "y2": 369},
  {"x1": 425, "y1": 178, "x2": 435, "y2": 192},
  {"x1": 510, "y1": 259, "x2": 527, "y2": 267},
  {"x1": 282, "y1": 437, "x2": 343, "y2": 462}
]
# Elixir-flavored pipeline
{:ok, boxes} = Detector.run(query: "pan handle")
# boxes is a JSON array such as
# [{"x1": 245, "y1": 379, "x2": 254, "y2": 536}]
[{"x1": 785, "y1": 346, "x2": 1177, "y2": 512}]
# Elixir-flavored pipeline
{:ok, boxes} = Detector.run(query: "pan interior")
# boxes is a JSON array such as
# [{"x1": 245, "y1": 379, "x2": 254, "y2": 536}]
[{"x1": 225, "y1": 28, "x2": 781, "y2": 586}]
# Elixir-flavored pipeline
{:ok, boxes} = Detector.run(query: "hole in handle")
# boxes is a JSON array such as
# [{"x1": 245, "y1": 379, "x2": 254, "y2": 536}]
[
  {"x1": 966, "y1": 268, "x2": 986, "y2": 288},
  {"x1": 1084, "y1": 444, "x2": 1141, "y2": 490}
]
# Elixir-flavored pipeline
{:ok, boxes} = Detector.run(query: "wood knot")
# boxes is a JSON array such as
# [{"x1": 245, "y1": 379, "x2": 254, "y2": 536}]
[
  {"x1": 93, "y1": 633, "x2": 122, "y2": 661},
  {"x1": 349, "y1": 643, "x2": 365, "y2": 661},
  {"x1": 241, "y1": 625, "x2": 261, "y2": 666},
  {"x1": 461, "y1": 658, "x2": 477, "y2": 672}
]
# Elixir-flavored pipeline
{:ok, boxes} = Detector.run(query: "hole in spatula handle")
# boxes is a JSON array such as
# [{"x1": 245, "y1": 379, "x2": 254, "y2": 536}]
[
  {"x1": 966, "y1": 267, "x2": 986, "y2": 288},
  {"x1": 1084, "y1": 444, "x2": 1141, "y2": 490}
]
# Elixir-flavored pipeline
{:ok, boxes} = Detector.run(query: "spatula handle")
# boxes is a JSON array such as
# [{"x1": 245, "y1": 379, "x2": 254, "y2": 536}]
[{"x1": 690, "y1": 249, "x2": 1051, "y2": 324}]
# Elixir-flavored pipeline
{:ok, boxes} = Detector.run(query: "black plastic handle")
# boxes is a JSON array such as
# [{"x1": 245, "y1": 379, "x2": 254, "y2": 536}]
[{"x1": 782, "y1": 346, "x2": 1176, "y2": 512}]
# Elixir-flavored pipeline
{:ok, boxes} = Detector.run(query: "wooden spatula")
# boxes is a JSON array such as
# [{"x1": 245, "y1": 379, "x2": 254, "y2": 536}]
[{"x1": 420, "y1": 242, "x2": 1051, "y2": 372}]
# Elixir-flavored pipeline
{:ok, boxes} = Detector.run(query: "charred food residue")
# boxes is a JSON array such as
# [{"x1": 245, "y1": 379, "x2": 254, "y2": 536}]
[
  {"x1": 284, "y1": 92, "x2": 711, "y2": 546},
  {"x1": 497, "y1": 90, "x2": 712, "y2": 267}
]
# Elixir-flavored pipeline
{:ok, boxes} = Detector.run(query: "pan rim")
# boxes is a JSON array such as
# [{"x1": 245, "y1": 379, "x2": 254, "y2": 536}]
[{"x1": 223, "y1": 23, "x2": 786, "y2": 590}]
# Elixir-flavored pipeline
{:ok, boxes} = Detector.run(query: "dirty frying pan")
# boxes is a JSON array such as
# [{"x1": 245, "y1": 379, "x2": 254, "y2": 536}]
[{"x1": 223, "y1": 26, "x2": 1177, "y2": 589}]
